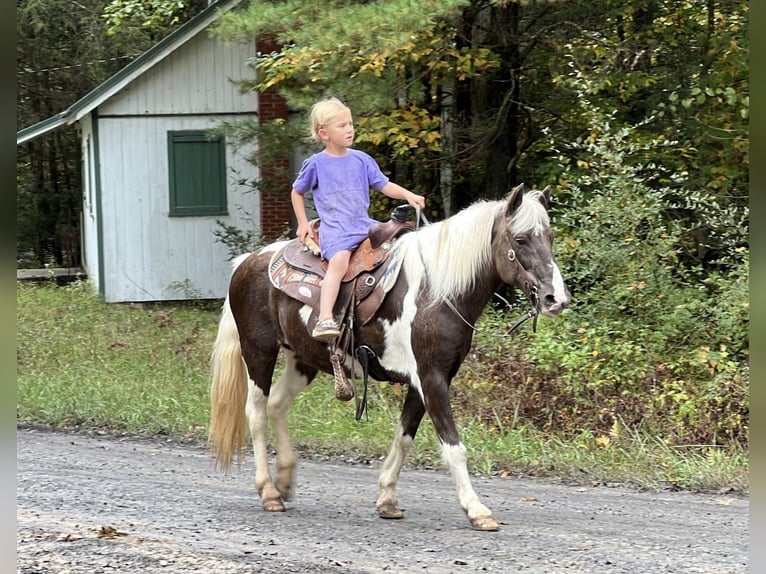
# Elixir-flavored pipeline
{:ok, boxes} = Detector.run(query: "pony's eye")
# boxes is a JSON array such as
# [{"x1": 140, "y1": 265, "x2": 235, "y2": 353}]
[{"x1": 514, "y1": 235, "x2": 528, "y2": 245}]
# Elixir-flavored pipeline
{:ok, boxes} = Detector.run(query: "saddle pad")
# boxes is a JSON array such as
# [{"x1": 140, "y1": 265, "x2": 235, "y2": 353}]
[{"x1": 268, "y1": 248, "x2": 322, "y2": 307}]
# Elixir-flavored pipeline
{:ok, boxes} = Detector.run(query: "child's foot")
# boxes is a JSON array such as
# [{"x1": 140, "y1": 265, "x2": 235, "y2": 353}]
[{"x1": 312, "y1": 318, "x2": 341, "y2": 340}]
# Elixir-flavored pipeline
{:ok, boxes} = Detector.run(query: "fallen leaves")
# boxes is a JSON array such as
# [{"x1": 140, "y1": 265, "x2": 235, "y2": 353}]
[{"x1": 97, "y1": 525, "x2": 128, "y2": 539}]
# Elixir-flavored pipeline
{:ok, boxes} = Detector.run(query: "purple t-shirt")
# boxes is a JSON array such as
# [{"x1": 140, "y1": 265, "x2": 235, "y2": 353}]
[{"x1": 292, "y1": 149, "x2": 389, "y2": 260}]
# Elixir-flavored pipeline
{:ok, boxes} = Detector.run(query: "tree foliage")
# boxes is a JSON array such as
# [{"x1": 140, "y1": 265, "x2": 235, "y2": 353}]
[
  {"x1": 102, "y1": 0, "x2": 208, "y2": 35},
  {"x1": 535, "y1": 0, "x2": 748, "y2": 270},
  {"x1": 16, "y1": 0, "x2": 186, "y2": 267},
  {"x1": 490, "y1": 101, "x2": 748, "y2": 446}
]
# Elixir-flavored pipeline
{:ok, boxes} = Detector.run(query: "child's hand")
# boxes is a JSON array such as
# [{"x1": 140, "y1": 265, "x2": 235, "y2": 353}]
[
  {"x1": 407, "y1": 191, "x2": 426, "y2": 210},
  {"x1": 296, "y1": 222, "x2": 314, "y2": 246}
]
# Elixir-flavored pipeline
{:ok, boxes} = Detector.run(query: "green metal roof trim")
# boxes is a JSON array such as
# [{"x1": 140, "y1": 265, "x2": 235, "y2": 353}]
[{"x1": 17, "y1": 0, "x2": 243, "y2": 146}]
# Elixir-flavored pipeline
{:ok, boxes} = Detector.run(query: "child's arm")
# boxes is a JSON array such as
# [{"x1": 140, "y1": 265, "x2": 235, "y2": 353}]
[
  {"x1": 379, "y1": 182, "x2": 426, "y2": 210},
  {"x1": 291, "y1": 189, "x2": 315, "y2": 246}
]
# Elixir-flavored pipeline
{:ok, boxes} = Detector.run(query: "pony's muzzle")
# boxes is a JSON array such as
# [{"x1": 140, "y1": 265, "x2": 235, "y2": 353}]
[{"x1": 539, "y1": 288, "x2": 570, "y2": 317}]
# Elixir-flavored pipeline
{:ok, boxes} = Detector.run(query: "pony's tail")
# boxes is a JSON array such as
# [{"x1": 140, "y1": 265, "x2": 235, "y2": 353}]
[{"x1": 208, "y1": 295, "x2": 248, "y2": 473}]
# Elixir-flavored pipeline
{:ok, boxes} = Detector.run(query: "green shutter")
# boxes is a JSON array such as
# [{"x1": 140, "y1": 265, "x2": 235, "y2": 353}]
[{"x1": 168, "y1": 131, "x2": 227, "y2": 216}]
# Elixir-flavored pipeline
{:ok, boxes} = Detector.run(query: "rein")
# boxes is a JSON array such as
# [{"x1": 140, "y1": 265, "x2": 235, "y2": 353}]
[
  {"x1": 443, "y1": 246, "x2": 541, "y2": 337},
  {"x1": 444, "y1": 292, "x2": 539, "y2": 338}
]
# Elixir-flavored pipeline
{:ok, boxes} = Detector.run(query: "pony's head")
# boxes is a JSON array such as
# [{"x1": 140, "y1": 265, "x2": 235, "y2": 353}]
[
  {"x1": 394, "y1": 184, "x2": 569, "y2": 316},
  {"x1": 491, "y1": 184, "x2": 570, "y2": 317}
]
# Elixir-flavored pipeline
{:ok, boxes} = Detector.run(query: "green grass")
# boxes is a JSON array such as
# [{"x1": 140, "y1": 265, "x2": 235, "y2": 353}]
[{"x1": 16, "y1": 280, "x2": 748, "y2": 494}]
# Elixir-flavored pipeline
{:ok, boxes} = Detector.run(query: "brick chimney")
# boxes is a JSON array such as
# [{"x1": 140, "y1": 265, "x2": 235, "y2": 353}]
[{"x1": 255, "y1": 37, "x2": 292, "y2": 241}]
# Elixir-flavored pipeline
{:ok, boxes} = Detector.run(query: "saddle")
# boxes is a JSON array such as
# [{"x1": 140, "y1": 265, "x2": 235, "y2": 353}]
[{"x1": 268, "y1": 217, "x2": 415, "y2": 330}]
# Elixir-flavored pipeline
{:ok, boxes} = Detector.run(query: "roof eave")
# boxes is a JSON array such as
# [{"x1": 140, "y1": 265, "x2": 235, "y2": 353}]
[{"x1": 17, "y1": 113, "x2": 71, "y2": 145}]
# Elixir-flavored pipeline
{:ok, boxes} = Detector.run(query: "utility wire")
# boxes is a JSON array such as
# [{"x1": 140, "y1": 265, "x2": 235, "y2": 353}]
[{"x1": 18, "y1": 54, "x2": 142, "y2": 75}]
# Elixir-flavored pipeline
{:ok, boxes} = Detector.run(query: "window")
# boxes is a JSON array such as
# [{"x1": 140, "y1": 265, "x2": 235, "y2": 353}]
[{"x1": 167, "y1": 131, "x2": 227, "y2": 216}]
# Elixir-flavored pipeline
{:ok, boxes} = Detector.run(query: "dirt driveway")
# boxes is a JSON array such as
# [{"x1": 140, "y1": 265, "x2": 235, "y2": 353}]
[{"x1": 17, "y1": 427, "x2": 748, "y2": 573}]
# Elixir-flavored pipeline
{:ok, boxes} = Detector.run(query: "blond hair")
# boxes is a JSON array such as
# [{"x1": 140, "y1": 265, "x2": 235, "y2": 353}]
[{"x1": 309, "y1": 97, "x2": 351, "y2": 141}]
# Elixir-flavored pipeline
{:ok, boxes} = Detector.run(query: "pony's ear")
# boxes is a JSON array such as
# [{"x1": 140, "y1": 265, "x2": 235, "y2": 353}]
[
  {"x1": 540, "y1": 185, "x2": 552, "y2": 206},
  {"x1": 506, "y1": 183, "x2": 525, "y2": 215}
]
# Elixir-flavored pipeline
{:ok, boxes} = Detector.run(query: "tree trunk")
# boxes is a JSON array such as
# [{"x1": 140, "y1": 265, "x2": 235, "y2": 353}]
[{"x1": 453, "y1": 0, "x2": 521, "y2": 210}]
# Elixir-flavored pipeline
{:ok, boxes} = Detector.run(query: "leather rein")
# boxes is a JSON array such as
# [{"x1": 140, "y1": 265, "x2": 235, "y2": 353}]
[
  {"x1": 416, "y1": 206, "x2": 540, "y2": 337},
  {"x1": 443, "y1": 246, "x2": 540, "y2": 338}
]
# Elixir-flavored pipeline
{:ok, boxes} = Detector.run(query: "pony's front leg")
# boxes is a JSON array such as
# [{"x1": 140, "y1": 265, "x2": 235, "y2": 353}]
[
  {"x1": 245, "y1": 381, "x2": 284, "y2": 511},
  {"x1": 425, "y1": 377, "x2": 499, "y2": 531},
  {"x1": 441, "y1": 442, "x2": 498, "y2": 531},
  {"x1": 377, "y1": 387, "x2": 424, "y2": 519},
  {"x1": 267, "y1": 350, "x2": 313, "y2": 501}
]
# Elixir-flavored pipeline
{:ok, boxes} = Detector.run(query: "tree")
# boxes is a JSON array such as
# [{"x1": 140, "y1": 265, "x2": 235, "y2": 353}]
[
  {"x1": 211, "y1": 0, "x2": 502, "y2": 216},
  {"x1": 535, "y1": 0, "x2": 749, "y2": 272},
  {"x1": 102, "y1": 0, "x2": 209, "y2": 35},
  {"x1": 17, "y1": 0, "x2": 114, "y2": 266},
  {"x1": 16, "y1": 0, "x2": 193, "y2": 267}
]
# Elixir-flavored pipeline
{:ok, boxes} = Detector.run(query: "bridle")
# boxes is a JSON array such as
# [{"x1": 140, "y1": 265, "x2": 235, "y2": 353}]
[
  {"x1": 503, "y1": 247, "x2": 540, "y2": 334},
  {"x1": 443, "y1": 246, "x2": 540, "y2": 337},
  {"x1": 416, "y1": 205, "x2": 541, "y2": 337}
]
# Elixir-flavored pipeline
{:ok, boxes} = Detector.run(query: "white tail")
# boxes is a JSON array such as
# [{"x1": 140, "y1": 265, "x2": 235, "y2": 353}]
[{"x1": 208, "y1": 294, "x2": 249, "y2": 472}]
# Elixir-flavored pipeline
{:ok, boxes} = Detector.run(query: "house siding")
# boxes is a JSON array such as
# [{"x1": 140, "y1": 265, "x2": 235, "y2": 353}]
[
  {"x1": 93, "y1": 31, "x2": 260, "y2": 302},
  {"x1": 100, "y1": 32, "x2": 257, "y2": 116},
  {"x1": 96, "y1": 115, "x2": 258, "y2": 302}
]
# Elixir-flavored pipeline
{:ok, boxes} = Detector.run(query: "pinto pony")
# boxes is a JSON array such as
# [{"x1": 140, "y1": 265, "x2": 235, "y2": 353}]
[{"x1": 208, "y1": 184, "x2": 570, "y2": 531}]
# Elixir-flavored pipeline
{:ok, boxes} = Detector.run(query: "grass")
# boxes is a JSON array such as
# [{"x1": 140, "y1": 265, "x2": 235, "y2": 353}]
[{"x1": 16, "y1": 280, "x2": 748, "y2": 494}]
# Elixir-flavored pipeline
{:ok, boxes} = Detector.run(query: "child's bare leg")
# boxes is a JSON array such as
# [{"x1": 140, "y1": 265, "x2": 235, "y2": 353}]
[
  {"x1": 316, "y1": 250, "x2": 353, "y2": 397},
  {"x1": 318, "y1": 250, "x2": 351, "y2": 321}
]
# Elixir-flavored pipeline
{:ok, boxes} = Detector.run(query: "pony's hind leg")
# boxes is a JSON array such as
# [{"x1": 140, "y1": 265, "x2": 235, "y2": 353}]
[
  {"x1": 245, "y1": 381, "x2": 284, "y2": 512},
  {"x1": 377, "y1": 386, "x2": 425, "y2": 519},
  {"x1": 244, "y1": 349, "x2": 313, "y2": 511},
  {"x1": 267, "y1": 350, "x2": 314, "y2": 501}
]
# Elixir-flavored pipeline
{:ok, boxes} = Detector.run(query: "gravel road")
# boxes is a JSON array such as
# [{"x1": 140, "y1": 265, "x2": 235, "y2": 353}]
[{"x1": 17, "y1": 427, "x2": 748, "y2": 573}]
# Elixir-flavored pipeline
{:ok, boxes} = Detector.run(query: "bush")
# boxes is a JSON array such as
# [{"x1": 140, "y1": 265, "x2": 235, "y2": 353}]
[{"x1": 454, "y1": 110, "x2": 748, "y2": 449}]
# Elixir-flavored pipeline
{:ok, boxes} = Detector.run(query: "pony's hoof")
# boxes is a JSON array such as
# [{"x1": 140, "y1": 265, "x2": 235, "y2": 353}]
[
  {"x1": 470, "y1": 515, "x2": 499, "y2": 531},
  {"x1": 262, "y1": 498, "x2": 286, "y2": 512},
  {"x1": 277, "y1": 487, "x2": 294, "y2": 501},
  {"x1": 377, "y1": 503, "x2": 405, "y2": 519}
]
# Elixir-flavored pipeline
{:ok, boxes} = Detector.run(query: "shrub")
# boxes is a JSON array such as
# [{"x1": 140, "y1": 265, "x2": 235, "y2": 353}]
[{"x1": 454, "y1": 108, "x2": 748, "y2": 449}]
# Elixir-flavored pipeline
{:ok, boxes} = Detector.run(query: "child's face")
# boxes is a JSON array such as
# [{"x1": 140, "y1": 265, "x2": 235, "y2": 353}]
[{"x1": 319, "y1": 111, "x2": 355, "y2": 149}]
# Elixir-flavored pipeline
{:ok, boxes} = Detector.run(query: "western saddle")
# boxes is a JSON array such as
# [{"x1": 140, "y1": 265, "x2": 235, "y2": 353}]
[{"x1": 267, "y1": 206, "x2": 418, "y2": 416}]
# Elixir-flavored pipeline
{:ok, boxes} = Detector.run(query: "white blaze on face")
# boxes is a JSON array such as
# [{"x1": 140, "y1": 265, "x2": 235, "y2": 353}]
[{"x1": 549, "y1": 259, "x2": 569, "y2": 306}]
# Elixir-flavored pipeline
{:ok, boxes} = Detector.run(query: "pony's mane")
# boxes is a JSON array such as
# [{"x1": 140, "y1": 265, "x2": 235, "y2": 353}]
[
  {"x1": 511, "y1": 189, "x2": 550, "y2": 236},
  {"x1": 395, "y1": 190, "x2": 549, "y2": 302}
]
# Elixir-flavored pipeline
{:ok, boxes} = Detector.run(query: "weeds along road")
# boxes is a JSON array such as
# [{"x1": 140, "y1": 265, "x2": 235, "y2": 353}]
[{"x1": 17, "y1": 427, "x2": 748, "y2": 574}]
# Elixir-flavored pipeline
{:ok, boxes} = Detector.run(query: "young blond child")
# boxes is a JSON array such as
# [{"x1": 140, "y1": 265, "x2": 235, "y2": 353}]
[{"x1": 291, "y1": 97, "x2": 426, "y2": 340}]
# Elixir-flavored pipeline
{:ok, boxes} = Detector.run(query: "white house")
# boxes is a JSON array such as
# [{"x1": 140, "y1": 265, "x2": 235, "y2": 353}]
[{"x1": 16, "y1": 0, "x2": 290, "y2": 302}]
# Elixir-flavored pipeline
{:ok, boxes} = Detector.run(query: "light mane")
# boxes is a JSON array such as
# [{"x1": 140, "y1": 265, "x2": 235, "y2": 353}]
[
  {"x1": 395, "y1": 191, "x2": 549, "y2": 302},
  {"x1": 511, "y1": 189, "x2": 549, "y2": 235}
]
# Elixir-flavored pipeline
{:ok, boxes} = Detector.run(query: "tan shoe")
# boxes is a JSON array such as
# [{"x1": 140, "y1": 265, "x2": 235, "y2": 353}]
[{"x1": 312, "y1": 318, "x2": 341, "y2": 340}]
